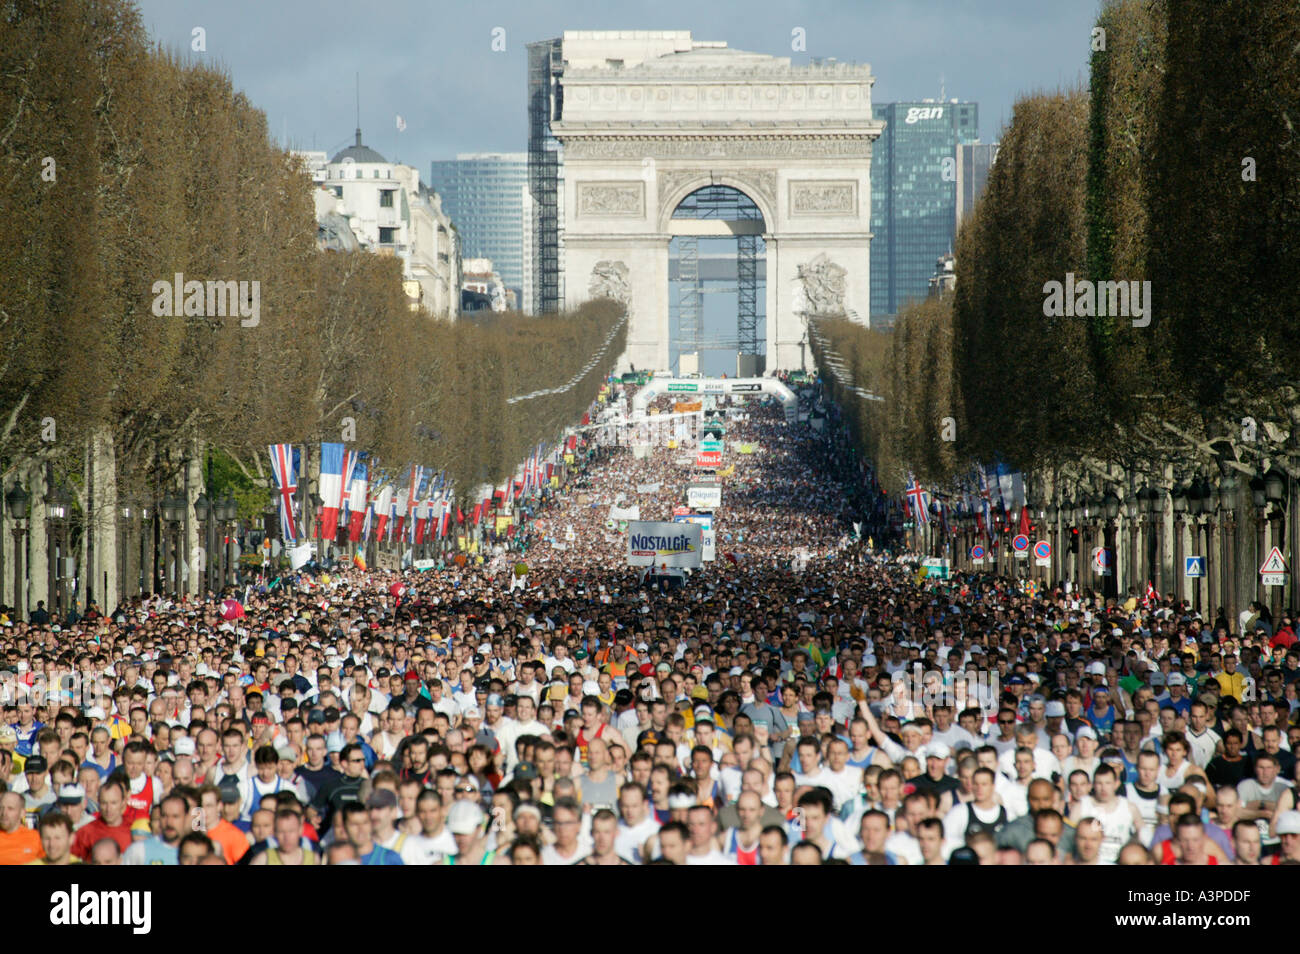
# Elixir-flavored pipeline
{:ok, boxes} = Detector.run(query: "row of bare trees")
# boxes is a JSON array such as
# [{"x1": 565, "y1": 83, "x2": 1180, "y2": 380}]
[
  {"x1": 0, "y1": 0, "x2": 625, "y2": 612},
  {"x1": 815, "y1": 0, "x2": 1300, "y2": 616}
]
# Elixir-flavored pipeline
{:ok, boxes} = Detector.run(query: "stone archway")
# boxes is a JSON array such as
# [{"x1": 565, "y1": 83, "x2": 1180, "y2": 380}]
[{"x1": 549, "y1": 32, "x2": 884, "y2": 373}]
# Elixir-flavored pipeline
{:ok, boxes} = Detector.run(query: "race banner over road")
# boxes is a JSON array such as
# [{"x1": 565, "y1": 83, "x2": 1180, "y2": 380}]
[{"x1": 626, "y1": 520, "x2": 703, "y2": 568}]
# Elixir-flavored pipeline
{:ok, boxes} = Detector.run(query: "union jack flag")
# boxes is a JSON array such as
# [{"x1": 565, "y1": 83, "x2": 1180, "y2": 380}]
[
  {"x1": 268, "y1": 444, "x2": 301, "y2": 541},
  {"x1": 905, "y1": 474, "x2": 930, "y2": 525}
]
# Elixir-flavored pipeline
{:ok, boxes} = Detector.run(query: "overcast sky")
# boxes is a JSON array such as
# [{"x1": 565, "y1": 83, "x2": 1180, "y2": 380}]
[{"x1": 133, "y1": 0, "x2": 1099, "y2": 166}]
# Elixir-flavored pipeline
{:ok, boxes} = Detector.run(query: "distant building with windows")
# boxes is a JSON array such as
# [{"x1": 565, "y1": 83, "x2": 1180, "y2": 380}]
[
  {"x1": 429, "y1": 153, "x2": 528, "y2": 310},
  {"x1": 298, "y1": 130, "x2": 459, "y2": 318},
  {"x1": 928, "y1": 252, "x2": 956, "y2": 299},
  {"x1": 870, "y1": 100, "x2": 979, "y2": 322},
  {"x1": 956, "y1": 141, "x2": 999, "y2": 231},
  {"x1": 461, "y1": 257, "x2": 514, "y2": 313}
]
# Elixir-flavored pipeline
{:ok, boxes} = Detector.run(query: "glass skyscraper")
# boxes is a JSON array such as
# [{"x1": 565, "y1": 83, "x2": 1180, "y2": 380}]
[
  {"x1": 956, "y1": 141, "x2": 999, "y2": 231},
  {"x1": 429, "y1": 153, "x2": 528, "y2": 303},
  {"x1": 870, "y1": 101, "x2": 979, "y2": 323}
]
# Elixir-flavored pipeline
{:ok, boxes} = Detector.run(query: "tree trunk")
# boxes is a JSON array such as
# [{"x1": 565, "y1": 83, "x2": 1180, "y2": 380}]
[
  {"x1": 27, "y1": 461, "x2": 48, "y2": 615},
  {"x1": 90, "y1": 425, "x2": 118, "y2": 611}
]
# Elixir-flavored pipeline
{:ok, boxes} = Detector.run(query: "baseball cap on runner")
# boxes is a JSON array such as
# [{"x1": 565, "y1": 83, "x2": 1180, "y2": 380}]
[
  {"x1": 446, "y1": 800, "x2": 485, "y2": 835},
  {"x1": 1275, "y1": 811, "x2": 1300, "y2": 836}
]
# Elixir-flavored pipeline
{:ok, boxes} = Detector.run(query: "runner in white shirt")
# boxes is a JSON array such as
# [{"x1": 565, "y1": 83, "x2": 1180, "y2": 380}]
[
  {"x1": 1124, "y1": 750, "x2": 1162, "y2": 845},
  {"x1": 1070, "y1": 764, "x2": 1141, "y2": 864},
  {"x1": 614, "y1": 785, "x2": 660, "y2": 864},
  {"x1": 1184, "y1": 701, "x2": 1221, "y2": 769}
]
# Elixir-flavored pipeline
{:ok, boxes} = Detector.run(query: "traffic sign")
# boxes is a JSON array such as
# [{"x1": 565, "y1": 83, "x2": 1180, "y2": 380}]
[
  {"x1": 1260, "y1": 547, "x2": 1289, "y2": 574},
  {"x1": 970, "y1": 544, "x2": 986, "y2": 564},
  {"x1": 1012, "y1": 534, "x2": 1030, "y2": 551},
  {"x1": 1033, "y1": 540, "x2": 1052, "y2": 566},
  {"x1": 1260, "y1": 546, "x2": 1289, "y2": 587},
  {"x1": 1185, "y1": 556, "x2": 1205, "y2": 578},
  {"x1": 1092, "y1": 547, "x2": 1113, "y2": 576}
]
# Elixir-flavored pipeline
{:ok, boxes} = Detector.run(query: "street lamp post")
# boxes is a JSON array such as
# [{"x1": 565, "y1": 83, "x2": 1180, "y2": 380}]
[
  {"x1": 45, "y1": 486, "x2": 71, "y2": 619},
  {"x1": 161, "y1": 493, "x2": 184, "y2": 596},
  {"x1": 217, "y1": 494, "x2": 237, "y2": 589},
  {"x1": 1185, "y1": 479, "x2": 1203, "y2": 613},
  {"x1": 1265, "y1": 466, "x2": 1286, "y2": 619},
  {"x1": 194, "y1": 493, "x2": 212, "y2": 596},
  {"x1": 1194, "y1": 477, "x2": 1215, "y2": 618},
  {"x1": 1123, "y1": 492, "x2": 1139, "y2": 598},
  {"x1": 1102, "y1": 490, "x2": 1120, "y2": 600},
  {"x1": 1218, "y1": 474, "x2": 1238, "y2": 625},
  {"x1": 1171, "y1": 484, "x2": 1188, "y2": 606},
  {"x1": 119, "y1": 498, "x2": 135, "y2": 600},
  {"x1": 310, "y1": 492, "x2": 323, "y2": 560},
  {"x1": 1044, "y1": 502, "x2": 1058, "y2": 587},
  {"x1": 1251, "y1": 474, "x2": 1267, "y2": 606},
  {"x1": 6, "y1": 484, "x2": 29, "y2": 620},
  {"x1": 140, "y1": 500, "x2": 155, "y2": 596},
  {"x1": 1079, "y1": 496, "x2": 1093, "y2": 594}
]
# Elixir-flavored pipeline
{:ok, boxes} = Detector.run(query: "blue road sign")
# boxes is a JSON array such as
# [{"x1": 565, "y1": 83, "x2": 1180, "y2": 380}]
[{"x1": 1185, "y1": 556, "x2": 1205, "y2": 578}]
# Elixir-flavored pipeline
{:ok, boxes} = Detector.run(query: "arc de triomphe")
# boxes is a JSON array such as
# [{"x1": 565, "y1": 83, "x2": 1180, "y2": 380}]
[{"x1": 550, "y1": 31, "x2": 884, "y2": 373}]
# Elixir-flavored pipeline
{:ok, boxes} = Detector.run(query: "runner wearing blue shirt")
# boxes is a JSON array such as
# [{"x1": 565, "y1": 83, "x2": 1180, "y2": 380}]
[{"x1": 340, "y1": 802, "x2": 404, "y2": 865}]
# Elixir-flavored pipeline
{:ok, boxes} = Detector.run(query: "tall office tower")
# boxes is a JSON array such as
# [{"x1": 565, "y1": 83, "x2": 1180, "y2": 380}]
[
  {"x1": 870, "y1": 100, "x2": 979, "y2": 324},
  {"x1": 956, "y1": 140, "x2": 999, "y2": 231},
  {"x1": 429, "y1": 153, "x2": 528, "y2": 306}
]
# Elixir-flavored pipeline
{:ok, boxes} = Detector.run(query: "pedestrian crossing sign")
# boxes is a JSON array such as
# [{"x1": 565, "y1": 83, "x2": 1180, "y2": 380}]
[
  {"x1": 1260, "y1": 546, "x2": 1289, "y2": 586},
  {"x1": 1185, "y1": 556, "x2": 1205, "y2": 578},
  {"x1": 1260, "y1": 546, "x2": 1289, "y2": 575}
]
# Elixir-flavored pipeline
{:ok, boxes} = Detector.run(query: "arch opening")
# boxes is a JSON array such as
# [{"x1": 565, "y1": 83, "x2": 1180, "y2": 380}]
[{"x1": 667, "y1": 185, "x2": 766, "y2": 377}]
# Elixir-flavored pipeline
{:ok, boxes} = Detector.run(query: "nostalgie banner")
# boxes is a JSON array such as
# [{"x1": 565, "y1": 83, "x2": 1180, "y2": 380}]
[{"x1": 626, "y1": 520, "x2": 703, "y2": 568}]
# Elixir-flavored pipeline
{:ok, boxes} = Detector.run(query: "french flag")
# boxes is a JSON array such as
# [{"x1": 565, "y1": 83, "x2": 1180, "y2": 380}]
[
  {"x1": 388, "y1": 487, "x2": 402, "y2": 542},
  {"x1": 347, "y1": 458, "x2": 368, "y2": 542},
  {"x1": 268, "y1": 444, "x2": 301, "y2": 541},
  {"x1": 394, "y1": 485, "x2": 409, "y2": 542},
  {"x1": 407, "y1": 466, "x2": 427, "y2": 543},
  {"x1": 373, "y1": 483, "x2": 393, "y2": 540},
  {"x1": 318, "y1": 443, "x2": 346, "y2": 540},
  {"x1": 414, "y1": 498, "x2": 429, "y2": 544}
]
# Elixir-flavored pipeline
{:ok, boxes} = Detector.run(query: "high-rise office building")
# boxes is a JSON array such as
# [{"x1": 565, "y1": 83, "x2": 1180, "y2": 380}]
[
  {"x1": 429, "y1": 153, "x2": 528, "y2": 305},
  {"x1": 956, "y1": 141, "x2": 999, "y2": 232},
  {"x1": 870, "y1": 100, "x2": 979, "y2": 323}
]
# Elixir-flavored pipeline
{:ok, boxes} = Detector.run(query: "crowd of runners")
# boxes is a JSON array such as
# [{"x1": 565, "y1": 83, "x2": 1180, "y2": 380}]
[{"x1": 1, "y1": 377, "x2": 1299, "y2": 865}]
